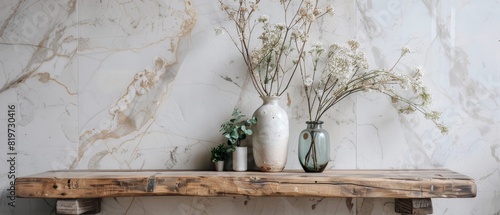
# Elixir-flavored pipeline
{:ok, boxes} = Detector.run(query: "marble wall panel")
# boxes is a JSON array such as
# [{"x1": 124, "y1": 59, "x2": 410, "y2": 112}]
[
  {"x1": 0, "y1": 1, "x2": 78, "y2": 214},
  {"x1": 0, "y1": 0, "x2": 498, "y2": 214}
]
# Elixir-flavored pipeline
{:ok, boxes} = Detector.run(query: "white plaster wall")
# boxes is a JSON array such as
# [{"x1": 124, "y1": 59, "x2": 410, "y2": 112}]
[{"x1": 0, "y1": 0, "x2": 498, "y2": 214}]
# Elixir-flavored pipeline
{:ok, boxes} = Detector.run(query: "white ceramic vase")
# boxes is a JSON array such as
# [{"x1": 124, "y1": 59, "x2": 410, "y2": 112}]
[
  {"x1": 252, "y1": 96, "x2": 289, "y2": 172},
  {"x1": 232, "y1": 146, "x2": 247, "y2": 171}
]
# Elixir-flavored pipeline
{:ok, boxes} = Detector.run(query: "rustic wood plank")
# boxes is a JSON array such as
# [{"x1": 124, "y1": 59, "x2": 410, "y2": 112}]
[
  {"x1": 395, "y1": 198, "x2": 433, "y2": 214},
  {"x1": 15, "y1": 169, "x2": 476, "y2": 199},
  {"x1": 56, "y1": 199, "x2": 101, "y2": 215}
]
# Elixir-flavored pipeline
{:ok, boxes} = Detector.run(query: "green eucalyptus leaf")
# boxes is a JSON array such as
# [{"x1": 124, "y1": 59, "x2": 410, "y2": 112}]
[
  {"x1": 231, "y1": 130, "x2": 239, "y2": 139},
  {"x1": 220, "y1": 108, "x2": 258, "y2": 146},
  {"x1": 239, "y1": 134, "x2": 246, "y2": 140}
]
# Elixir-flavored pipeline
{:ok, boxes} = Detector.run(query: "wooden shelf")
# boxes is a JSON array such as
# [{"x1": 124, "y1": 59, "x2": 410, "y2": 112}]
[
  {"x1": 15, "y1": 169, "x2": 476, "y2": 214},
  {"x1": 16, "y1": 169, "x2": 475, "y2": 199}
]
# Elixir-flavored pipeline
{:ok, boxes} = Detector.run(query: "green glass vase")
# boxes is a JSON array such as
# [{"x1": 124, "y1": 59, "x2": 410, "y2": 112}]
[{"x1": 298, "y1": 121, "x2": 330, "y2": 172}]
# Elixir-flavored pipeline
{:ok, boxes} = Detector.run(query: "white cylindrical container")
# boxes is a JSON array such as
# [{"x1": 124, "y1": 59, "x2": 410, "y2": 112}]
[{"x1": 232, "y1": 146, "x2": 247, "y2": 171}]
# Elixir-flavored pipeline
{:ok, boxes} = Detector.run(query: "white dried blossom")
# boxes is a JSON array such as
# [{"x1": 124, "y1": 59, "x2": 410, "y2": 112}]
[
  {"x1": 313, "y1": 8, "x2": 324, "y2": 16},
  {"x1": 275, "y1": 22, "x2": 286, "y2": 30},
  {"x1": 292, "y1": 29, "x2": 307, "y2": 42},
  {"x1": 437, "y1": 124, "x2": 449, "y2": 134},
  {"x1": 328, "y1": 43, "x2": 341, "y2": 53},
  {"x1": 401, "y1": 46, "x2": 411, "y2": 56},
  {"x1": 309, "y1": 41, "x2": 325, "y2": 55},
  {"x1": 347, "y1": 39, "x2": 360, "y2": 51},
  {"x1": 304, "y1": 77, "x2": 313, "y2": 86},
  {"x1": 419, "y1": 87, "x2": 432, "y2": 106},
  {"x1": 391, "y1": 96, "x2": 399, "y2": 103},
  {"x1": 221, "y1": 4, "x2": 230, "y2": 11},
  {"x1": 413, "y1": 66, "x2": 423, "y2": 80},
  {"x1": 249, "y1": 1, "x2": 258, "y2": 11},
  {"x1": 299, "y1": 6, "x2": 316, "y2": 22},
  {"x1": 399, "y1": 106, "x2": 416, "y2": 114},
  {"x1": 355, "y1": 52, "x2": 369, "y2": 69},
  {"x1": 307, "y1": 12, "x2": 316, "y2": 22},
  {"x1": 258, "y1": 14, "x2": 269, "y2": 23},
  {"x1": 251, "y1": 48, "x2": 263, "y2": 65},
  {"x1": 425, "y1": 111, "x2": 442, "y2": 121},
  {"x1": 315, "y1": 89, "x2": 323, "y2": 97},
  {"x1": 239, "y1": 6, "x2": 248, "y2": 13},
  {"x1": 399, "y1": 76, "x2": 411, "y2": 90},
  {"x1": 326, "y1": 5, "x2": 335, "y2": 16}
]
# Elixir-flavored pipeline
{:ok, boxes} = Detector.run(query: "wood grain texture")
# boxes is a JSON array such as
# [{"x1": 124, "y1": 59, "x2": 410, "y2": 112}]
[{"x1": 15, "y1": 169, "x2": 476, "y2": 199}]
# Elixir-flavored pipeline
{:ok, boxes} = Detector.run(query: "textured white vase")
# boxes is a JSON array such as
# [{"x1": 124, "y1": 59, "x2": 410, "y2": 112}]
[
  {"x1": 252, "y1": 96, "x2": 289, "y2": 172},
  {"x1": 232, "y1": 146, "x2": 247, "y2": 171}
]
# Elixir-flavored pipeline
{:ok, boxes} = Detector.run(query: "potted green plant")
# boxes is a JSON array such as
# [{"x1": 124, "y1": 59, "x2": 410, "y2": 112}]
[
  {"x1": 211, "y1": 143, "x2": 230, "y2": 171},
  {"x1": 220, "y1": 109, "x2": 257, "y2": 171}
]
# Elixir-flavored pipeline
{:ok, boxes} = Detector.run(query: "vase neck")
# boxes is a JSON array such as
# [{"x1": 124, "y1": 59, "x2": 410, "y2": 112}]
[
  {"x1": 306, "y1": 121, "x2": 323, "y2": 129},
  {"x1": 260, "y1": 96, "x2": 280, "y2": 105}
]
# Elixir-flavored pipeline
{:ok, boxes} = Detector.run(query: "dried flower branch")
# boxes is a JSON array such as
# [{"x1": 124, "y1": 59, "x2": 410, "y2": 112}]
[
  {"x1": 300, "y1": 40, "x2": 448, "y2": 134},
  {"x1": 217, "y1": 0, "x2": 334, "y2": 97}
]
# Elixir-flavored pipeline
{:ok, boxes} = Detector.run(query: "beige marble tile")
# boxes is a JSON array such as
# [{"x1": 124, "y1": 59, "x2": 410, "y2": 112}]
[{"x1": 0, "y1": 0, "x2": 498, "y2": 214}]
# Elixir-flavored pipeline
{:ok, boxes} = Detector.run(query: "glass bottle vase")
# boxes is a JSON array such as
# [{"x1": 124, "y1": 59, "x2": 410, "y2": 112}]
[{"x1": 298, "y1": 121, "x2": 330, "y2": 172}]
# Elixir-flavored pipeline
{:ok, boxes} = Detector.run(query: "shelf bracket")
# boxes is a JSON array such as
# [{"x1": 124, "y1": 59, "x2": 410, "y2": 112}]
[
  {"x1": 395, "y1": 198, "x2": 433, "y2": 214},
  {"x1": 56, "y1": 199, "x2": 101, "y2": 215}
]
